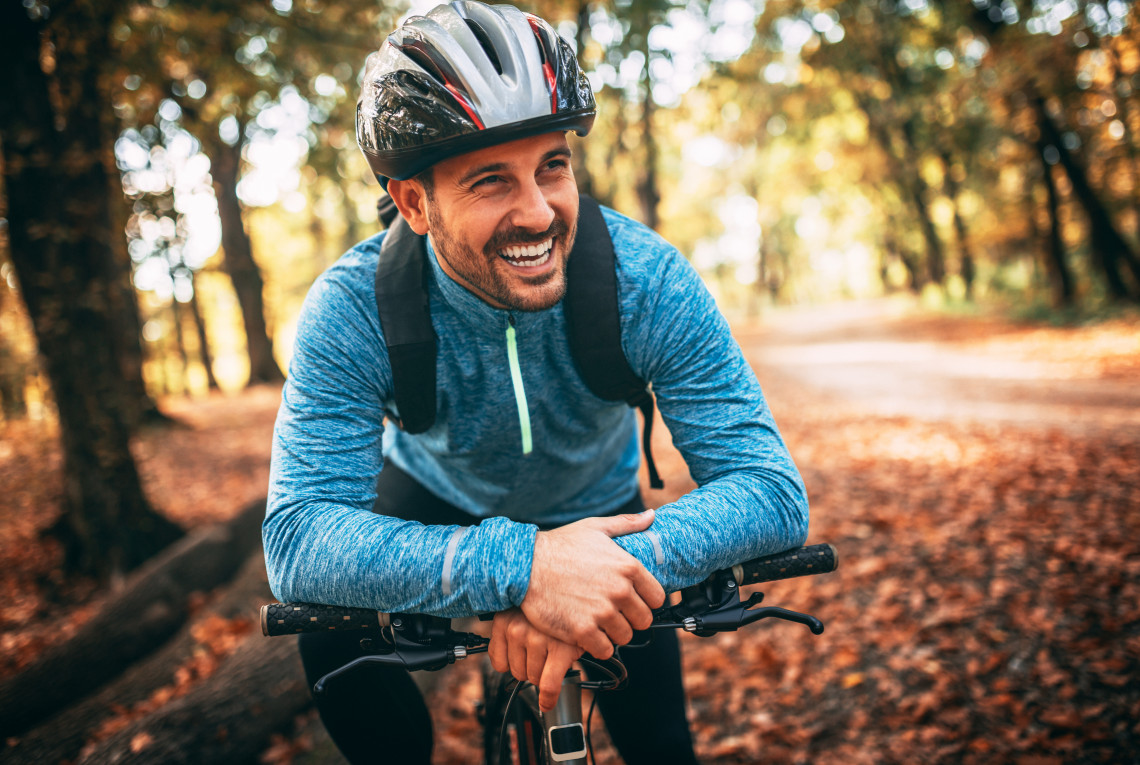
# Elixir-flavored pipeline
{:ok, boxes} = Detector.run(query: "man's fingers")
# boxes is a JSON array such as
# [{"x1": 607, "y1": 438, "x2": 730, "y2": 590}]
[
  {"x1": 537, "y1": 645, "x2": 580, "y2": 712},
  {"x1": 618, "y1": 592, "x2": 655, "y2": 632},
  {"x1": 590, "y1": 508, "x2": 655, "y2": 538},
  {"x1": 577, "y1": 625, "x2": 614, "y2": 659},
  {"x1": 525, "y1": 636, "x2": 547, "y2": 686},
  {"x1": 489, "y1": 619, "x2": 509, "y2": 674},
  {"x1": 632, "y1": 564, "x2": 667, "y2": 609},
  {"x1": 507, "y1": 625, "x2": 529, "y2": 681},
  {"x1": 598, "y1": 608, "x2": 633, "y2": 648}
]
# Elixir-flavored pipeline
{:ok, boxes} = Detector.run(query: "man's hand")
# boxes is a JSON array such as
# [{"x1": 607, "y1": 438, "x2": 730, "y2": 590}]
[
  {"x1": 521, "y1": 509, "x2": 666, "y2": 659},
  {"x1": 489, "y1": 609, "x2": 583, "y2": 711}
]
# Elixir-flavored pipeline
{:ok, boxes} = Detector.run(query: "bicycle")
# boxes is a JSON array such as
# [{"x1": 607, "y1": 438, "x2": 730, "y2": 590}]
[{"x1": 261, "y1": 542, "x2": 838, "y2": 764}]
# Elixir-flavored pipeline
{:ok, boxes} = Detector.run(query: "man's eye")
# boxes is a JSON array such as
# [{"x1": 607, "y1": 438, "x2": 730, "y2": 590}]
[{"x1": 473, "y1": 175, "x2": 503, "y2": 189}]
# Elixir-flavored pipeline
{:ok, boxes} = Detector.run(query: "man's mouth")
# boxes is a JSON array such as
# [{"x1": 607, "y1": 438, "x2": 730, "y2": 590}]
[{"x1": 498, "y1": 237, "x2": 554, "y2": 268}]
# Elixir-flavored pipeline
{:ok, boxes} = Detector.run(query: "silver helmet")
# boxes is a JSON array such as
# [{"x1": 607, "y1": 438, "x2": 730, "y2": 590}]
[{"x1": 357, "y1": 1, "x2": 596, "y2": 182}]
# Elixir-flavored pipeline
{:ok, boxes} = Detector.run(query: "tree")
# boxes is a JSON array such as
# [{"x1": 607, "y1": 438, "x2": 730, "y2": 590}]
[{"x1": 0, "y1": 0, "x2": 182, "y2": 578}]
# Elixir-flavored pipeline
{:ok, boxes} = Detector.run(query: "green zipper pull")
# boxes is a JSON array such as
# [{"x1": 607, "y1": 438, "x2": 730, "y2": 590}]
[{"x1": 505, "y1": 315, "x2": 533, "y2": 455}]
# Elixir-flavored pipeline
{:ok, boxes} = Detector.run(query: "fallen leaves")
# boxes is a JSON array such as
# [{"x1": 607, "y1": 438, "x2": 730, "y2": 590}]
[{"x1": 2, "y1": 311, "x2": 1138, "y2": 763}]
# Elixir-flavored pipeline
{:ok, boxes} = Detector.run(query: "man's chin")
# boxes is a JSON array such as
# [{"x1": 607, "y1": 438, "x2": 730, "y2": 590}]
[{"x1": 505, "y1": 272, "x2": 567, "y2": 312}]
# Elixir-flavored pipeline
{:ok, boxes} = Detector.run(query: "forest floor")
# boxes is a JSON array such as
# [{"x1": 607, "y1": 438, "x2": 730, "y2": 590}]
[{"x1": 1, "y1": 300, "x2": 1138, "y2": 763}]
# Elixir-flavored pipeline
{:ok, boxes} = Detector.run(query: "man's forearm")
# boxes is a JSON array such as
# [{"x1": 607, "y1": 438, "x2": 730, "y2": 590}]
[{"x1": 263, "y1": 501, "x2": 537, "y2": 616}]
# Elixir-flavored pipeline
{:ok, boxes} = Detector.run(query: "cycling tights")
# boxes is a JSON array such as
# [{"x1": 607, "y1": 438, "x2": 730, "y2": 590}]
[{"x1": 298, "y1": 463, "x2": 699, "y2": 765}]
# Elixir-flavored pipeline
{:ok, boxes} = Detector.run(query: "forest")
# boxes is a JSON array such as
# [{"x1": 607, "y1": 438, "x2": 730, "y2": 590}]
[{"x1": 1, "y1": 0, "x2": 1137, "y2": 762}]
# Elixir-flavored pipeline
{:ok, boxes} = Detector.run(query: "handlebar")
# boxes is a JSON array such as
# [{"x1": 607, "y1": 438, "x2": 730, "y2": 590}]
[{"x1": 261, "y1": 543, "x2": 838, "y2": 639}]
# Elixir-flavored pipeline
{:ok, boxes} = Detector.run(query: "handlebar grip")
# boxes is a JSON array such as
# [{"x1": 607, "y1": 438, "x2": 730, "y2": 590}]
[
  {"x1": 734, "y1": 543, "x2": 838, "y2": 585},
  {"x1": 261, "y1": 602, "x2": 386, "y2": 637}
]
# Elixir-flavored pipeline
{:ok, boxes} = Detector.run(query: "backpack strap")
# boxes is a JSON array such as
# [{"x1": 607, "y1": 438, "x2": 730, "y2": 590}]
[
  {"x1": 565, "y1": 197, "x2": 663, "y2": 489},
  {"x1": 374, "y1": 214, "x2": 437, "y2": 433}
]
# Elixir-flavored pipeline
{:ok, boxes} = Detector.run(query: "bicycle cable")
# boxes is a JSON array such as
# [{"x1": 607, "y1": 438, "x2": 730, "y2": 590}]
[
  {"x1": 584, "y1": 690, "x2": 599, "y2": 765},
  {"x1": 498, "y1": 677, "x2": 527, "y2": 764}
]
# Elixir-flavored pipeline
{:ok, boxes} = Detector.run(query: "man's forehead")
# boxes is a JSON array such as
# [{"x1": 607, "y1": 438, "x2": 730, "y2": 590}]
[{"x1": 435, "y1": 132, "x2": 571, "y2": 181}]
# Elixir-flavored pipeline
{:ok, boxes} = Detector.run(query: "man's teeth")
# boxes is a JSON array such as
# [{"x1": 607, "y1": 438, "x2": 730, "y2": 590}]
[{"x1": 500, "y1": 238, "x2": 553, "y2": 267}]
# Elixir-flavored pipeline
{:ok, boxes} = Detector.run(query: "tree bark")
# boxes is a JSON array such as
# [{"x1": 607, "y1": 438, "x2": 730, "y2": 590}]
[
  {"x1": 1037, "y1": 145, "x2": 1076, "y2": 308},
  {"x1": 1032, "y1": 95, "x2": 1140, "y2": 300},
  {"x1": 77, "y1": 632, "x2": 311, "y2": 764},
  {"x1": 204, "y1": 132, "x2": 285, "y2": 384},
  {"x1": 0, "y1": 501, "x2": 264, "y2": 741},
  {"x1": 3, "y1": 553, "x2": 272, "y2": 765},
  {"x1": 0, "y1": 0, "x2": 183, "y2": 580}
]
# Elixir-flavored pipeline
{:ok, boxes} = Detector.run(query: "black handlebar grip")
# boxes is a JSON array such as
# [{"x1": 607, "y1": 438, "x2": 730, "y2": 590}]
[
  {"x1": 735, "y1": 543, "x2": 838, "y2": 585},
  {"x1": 261, "y1": 602, "x2": 385, "y2": 637}
]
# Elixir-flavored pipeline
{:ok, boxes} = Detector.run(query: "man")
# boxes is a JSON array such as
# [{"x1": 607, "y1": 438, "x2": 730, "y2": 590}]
[{"x1": 263, "y1": 2, "x2": 808, "y2": 762}]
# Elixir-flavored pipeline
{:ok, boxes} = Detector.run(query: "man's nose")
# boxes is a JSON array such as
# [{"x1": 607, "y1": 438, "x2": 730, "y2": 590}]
[{"x1": 509, "y1": 178, "x2": 556, "y2": 232}]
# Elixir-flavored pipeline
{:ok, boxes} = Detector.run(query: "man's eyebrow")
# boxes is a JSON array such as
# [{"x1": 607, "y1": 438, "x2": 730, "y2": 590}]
[
  {"x1": 541, "y1": 147, "x2": 572, "y2": 163},
  {"x1": 458, "y1": 162, "x2": 509, "y2": 186},
  {"x1": 456, "y1": 148, "x2": 572, "y2": 186}
]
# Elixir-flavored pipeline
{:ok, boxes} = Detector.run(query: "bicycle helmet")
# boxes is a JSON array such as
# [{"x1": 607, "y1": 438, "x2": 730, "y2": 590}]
[{"x1": 357, "y1": 0, "x2": 596, "y2": 182}]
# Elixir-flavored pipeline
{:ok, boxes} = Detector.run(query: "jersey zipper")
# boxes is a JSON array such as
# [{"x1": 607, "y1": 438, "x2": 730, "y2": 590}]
[{"x1": 505, "y1": 314, "x2": 533, "y2": 455}]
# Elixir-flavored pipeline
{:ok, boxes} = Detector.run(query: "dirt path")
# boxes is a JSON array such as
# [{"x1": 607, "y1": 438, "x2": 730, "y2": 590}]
[{"x1": 739, "y1": 300, "x2": 1140, "y2": 438}]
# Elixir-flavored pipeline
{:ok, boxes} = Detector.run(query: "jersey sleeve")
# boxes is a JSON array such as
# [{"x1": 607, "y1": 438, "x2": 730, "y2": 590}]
[
  {"x1": 605, "y1": 218, "x2": 809, "y2": 592},
  {"x1": 263, "y1": 252, "x2": 536, "y2": 616}
]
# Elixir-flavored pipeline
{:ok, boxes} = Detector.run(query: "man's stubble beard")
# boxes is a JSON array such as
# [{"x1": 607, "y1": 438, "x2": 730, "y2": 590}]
[{"x1": 427, "y1": 202, "x2": 577, "y2": 313}]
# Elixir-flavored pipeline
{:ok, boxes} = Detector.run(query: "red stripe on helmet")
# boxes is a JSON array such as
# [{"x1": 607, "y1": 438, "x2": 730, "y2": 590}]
[
  {"x1": 526, "y1": 16, "x2": 559, "y2": 113},
  {"x1": 442, "y1": 82, "x2": 485, "y2": 129}
]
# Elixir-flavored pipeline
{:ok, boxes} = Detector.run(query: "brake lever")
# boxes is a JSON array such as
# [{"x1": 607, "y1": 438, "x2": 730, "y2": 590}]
[
  {"x1": 741, "y1": 605, "x2": 824, "y2": 635},
  {"x1": 313, "y1": 614, "x2": 485, "y2": 694}
]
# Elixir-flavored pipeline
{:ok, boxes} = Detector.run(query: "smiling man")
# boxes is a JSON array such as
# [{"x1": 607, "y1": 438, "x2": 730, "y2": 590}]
[
  {"x1": 263, "y1": 2, "x2": 808, "y2": 763},
  {"x1": 397, "y1": 133, "x2": 578, "y2": 312}
]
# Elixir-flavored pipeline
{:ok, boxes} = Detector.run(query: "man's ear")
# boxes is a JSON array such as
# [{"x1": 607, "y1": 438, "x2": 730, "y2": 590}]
[{"x1": 387, "y1": 178, "x2": 430, "y2": 235}]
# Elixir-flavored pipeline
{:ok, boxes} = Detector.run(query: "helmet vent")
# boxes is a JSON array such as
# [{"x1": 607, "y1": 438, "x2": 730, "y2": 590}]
[{"x1": 463, "y1": 19, "x2": 503, "y2": 76}]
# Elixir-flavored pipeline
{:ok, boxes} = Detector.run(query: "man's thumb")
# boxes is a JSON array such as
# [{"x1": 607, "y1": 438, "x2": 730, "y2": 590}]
[{"x1": 596, "y1": 508, "x2": 655, "y2": 538}]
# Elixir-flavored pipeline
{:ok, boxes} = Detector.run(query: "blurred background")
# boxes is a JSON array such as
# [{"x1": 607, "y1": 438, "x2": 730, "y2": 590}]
[{"x1": 1, "y1": 0, "x2": 1138, "y2": 763}]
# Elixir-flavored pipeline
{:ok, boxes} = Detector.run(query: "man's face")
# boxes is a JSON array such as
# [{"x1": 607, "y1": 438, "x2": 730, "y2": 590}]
[{"x1": 417, "y1": 132, "x2": 579, "y2": 312}]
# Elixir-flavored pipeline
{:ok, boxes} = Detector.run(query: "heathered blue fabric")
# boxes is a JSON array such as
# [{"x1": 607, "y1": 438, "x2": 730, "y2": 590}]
[{"x1": 264, "y1": 206, "x2": 808, "y2": 617}]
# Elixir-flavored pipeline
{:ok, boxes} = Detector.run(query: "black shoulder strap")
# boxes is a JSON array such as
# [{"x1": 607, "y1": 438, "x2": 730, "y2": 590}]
[
  {"x1": 565, "y1": 197, "x2": 663, "y2": 489},
  {"x1": 374, "y1": 213, "x2": 437, "y2": 433}
]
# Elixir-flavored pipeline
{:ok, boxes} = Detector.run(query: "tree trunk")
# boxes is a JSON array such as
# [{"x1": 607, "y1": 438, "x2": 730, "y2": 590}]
[
  {"x1": 939, "y1": 150, "x2": 976, "y2": 300},
  {"x1": 1037, "y1": 144, "x2": 1076, "y2": 308},
  {"x1": 637, "y1": 17, "x2": 660, "y2": 232},
  {"x1": 0, "y1": 1, "x2": 183, "y2": 580},
  {"x1": 859, "y1": 98, "x2": 945, "y2": 288},
  {"x1": 4, "y1": 553, "x2": 272, "y2": 765},
  {"x1": 1032, "y1": 95, "x2": 1140, "y2": 300},
  {"x1": 898, "y1": 118, "x2": 946, "y2": 285},
  {"x1": 170, "y1": 297, "x2": 191, "y2": 395},
  {"x1": 187, "y1": 280, "x2": 220, "y2": 390},
  {"x1": 204, "y1": 133, "x2": 285, "y2": 384},
  {"x1": 77, "y1": 632, "x2": 311, "y2": 764},
  {"x1": 0, "y1": 501, "x2": 264, "y2": 742}
]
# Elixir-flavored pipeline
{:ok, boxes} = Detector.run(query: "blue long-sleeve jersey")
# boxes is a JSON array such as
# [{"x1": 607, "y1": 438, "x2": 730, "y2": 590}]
[{"x1": 264, "y1": 205, "x2": 808, "y2": 617}]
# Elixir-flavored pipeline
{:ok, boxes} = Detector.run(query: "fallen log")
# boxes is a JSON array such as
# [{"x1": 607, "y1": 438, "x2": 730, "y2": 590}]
[
  {"x1": 0, "y1": 499, "x2": 265, "y2": 740},
  {"x1": 4, "y1": 552, "x2": 272, "y2": 764},
  {"x1": 77, "y1": 630, "x2": 311, "y2": 764}
]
